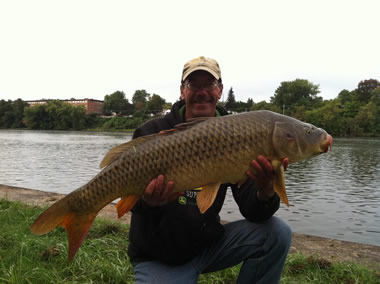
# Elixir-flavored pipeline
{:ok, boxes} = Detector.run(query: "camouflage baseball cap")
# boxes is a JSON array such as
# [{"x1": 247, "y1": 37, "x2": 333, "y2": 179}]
[{"x1": 182, "y1": 56, "x2": 221, "y2": 82}]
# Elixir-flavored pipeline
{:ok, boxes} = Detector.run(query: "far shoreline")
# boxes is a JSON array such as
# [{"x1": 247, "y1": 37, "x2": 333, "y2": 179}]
[{"x1": 1, "y1": 128, "x2": 380, "y2": 138}]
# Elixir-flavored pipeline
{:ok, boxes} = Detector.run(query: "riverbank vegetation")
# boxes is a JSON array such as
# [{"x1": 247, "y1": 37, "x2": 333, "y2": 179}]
[
  {"x1": 1, "y1": 199, "x2": 379, "y2": 283},
  {"x1": 1, "y1": 78, "x2": 379, "y2": 136}
]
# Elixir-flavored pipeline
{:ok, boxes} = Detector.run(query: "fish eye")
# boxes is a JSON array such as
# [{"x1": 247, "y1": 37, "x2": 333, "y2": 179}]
[{"x1": 305, "y1": 127, "x2": 312, "y2": 135}]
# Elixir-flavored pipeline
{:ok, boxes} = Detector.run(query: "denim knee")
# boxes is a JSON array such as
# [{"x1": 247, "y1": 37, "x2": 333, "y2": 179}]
[{"x1": 268, "y1": 217, "x2": 292, "y2": 252}]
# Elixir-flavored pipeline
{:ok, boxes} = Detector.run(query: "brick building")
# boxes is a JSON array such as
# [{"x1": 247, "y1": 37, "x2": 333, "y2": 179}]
[{"x1": 27, "y1": 98, "x2": 104, "y2": 114}]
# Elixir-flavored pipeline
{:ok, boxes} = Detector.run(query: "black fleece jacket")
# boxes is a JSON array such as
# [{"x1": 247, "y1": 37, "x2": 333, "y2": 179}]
[{"x1": 127, "y1": 100, "x2": 280, "y2": 265}]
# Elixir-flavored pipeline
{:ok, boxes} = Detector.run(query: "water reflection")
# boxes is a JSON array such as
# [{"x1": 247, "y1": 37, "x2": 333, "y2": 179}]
[{"x1": 1, "y1": 131, "x2": 379, "y2": 246}]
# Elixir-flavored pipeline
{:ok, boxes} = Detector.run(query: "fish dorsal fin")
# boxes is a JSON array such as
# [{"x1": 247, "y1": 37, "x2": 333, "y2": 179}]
[
  {"x1": 156, "y1": 118, "x2": 211, "y2": 136},
  {"x1": 196, "y1": 183, "x2": 221, "y2": 214},
  {"x1": 100, "y1": 117, "x2": 211, "y2": 168},
  {"x1": 99, "y1": 135, "x2": 155, "y2": 168},
  {"x1": 271, "y1": 160, "x2": 289, "y2": 207}
]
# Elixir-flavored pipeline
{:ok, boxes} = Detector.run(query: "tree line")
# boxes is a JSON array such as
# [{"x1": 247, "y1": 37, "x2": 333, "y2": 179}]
[
  {"x1": 0, "y1": 79, "x2": 379, "y2": 136},
  {"x1": 223, "y1": 79, "x2": 379, "y2": 136},
  {"x1": 0, "y1": 89, "x2": 170, "y2": 131}
]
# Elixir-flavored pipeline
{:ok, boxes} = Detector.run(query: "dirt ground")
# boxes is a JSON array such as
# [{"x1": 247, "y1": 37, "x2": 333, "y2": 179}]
[{"x1": 1, "y1": 184, "x2": 379, "y2": 271}]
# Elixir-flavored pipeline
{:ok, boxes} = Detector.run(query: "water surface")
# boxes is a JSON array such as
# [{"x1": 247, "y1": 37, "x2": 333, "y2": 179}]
[{"x1": 1, "y1": 130, "x2": 379, "y2": 246}]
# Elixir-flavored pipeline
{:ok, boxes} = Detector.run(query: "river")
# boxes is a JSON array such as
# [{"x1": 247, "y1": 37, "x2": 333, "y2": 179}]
[{"x1": 0, "y1": 129, "x2": 379, "y2": 246}]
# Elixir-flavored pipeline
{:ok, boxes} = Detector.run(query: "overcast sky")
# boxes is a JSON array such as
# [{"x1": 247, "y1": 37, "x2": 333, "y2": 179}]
[{"x1": 1, "y1": 0, "x2": 379, "y2": 104}]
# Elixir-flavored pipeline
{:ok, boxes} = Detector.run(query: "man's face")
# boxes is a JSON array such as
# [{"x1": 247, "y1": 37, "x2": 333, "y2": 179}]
[{"x1": 180, "y1": 70, "x2": 223, "y2": 120}]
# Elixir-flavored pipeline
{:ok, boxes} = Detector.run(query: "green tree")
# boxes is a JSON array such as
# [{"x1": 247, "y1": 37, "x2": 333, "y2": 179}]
[
  {"x1": 341, "y1": 100, "x2": 360, "y2": 118},
  {"x1": 370, "y1": 87, "x2": 380, "y2": 135},
  {"x1": 246, "y1": 98, "x2": 253, "y2": 109},
  {"x1": 46, "y1": 100, "x2": 63, "y2": 129},
  {"x1": 338, "y1": 89, "x2": 355, "y2": 104},
  {"x1": 103, "y1": 91, "x2": 132, "y2": 115},
  {"x1": 225, "y1": 87, "x2": 236, "y2": 111},
  {"x1": 24, "y1": 104, "x2": 50, "y2": 129},
  {"x1": 305, "y1": 99, "x2": 347, "y2": 136},
  {"x1": 235, "y1": 101, "x2": 250, "y2": 112},
  {"x1": 270, "y1": 79, "x2": 321, "y2": 115},
  {"x1": 146, "y1": 94, "x2": 166, "y2": 114},
  {"x1": 251, "y1": 101, "x2": 281, "y2": 113},
  {"x1": 163, "y1": 102, "x2": 173, "y2": 111},
  {"x1": 24, "y1": 100, "x2": 87, "y2": 130},
  {"x1": 56, "y1": 103, "x2": 74, "y2": 129},
  {"x1": 132, "y1": 90, "x2": 150, "y2": 112},
  {"x1": 71, "y1": 106, "x2": 87, "y2": 130},
  {"x1": 336, "y1": 89, "x2": 359, "y2": 118},
  {"x1": 352, "y1": 86, "x2": 380, "y2": 136},
  {"x1": 12, "y1": 99, "x2": 28, "y2": 128},
  {"x1": 356, "y1": 79, "x2": 380, "y2": 103},
  {"x1": 0, "y1": 100, "x2": 13, "y2": 128},
  {"x1": 0, "y1": 99, "x2": 28, "y2": 128}
]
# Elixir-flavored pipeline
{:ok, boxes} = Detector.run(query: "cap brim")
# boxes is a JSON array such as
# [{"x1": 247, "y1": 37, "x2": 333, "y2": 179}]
[{"x1": 182, "y1": 66, "x2": 220, "y2": 81}]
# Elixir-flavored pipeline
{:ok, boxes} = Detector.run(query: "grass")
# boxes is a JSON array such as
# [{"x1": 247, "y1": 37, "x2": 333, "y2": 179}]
[{"x1": 0, "y1": 198, "x2": 379, "y2": 284}]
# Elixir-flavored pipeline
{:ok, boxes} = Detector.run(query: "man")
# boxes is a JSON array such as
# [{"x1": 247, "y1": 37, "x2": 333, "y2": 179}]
[{"x1": 128, "y1": 56, "x2": 292, "y2": 283}]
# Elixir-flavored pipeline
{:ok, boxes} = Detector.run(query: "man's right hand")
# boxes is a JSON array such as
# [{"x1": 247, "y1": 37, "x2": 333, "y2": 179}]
[{"x1": 142, "y1": 175, "x2": 183, "y2": 207}]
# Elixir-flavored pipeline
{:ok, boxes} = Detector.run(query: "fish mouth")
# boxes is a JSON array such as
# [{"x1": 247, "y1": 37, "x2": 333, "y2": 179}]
[{"x1": 321, "y1": 134, "x2": 333, "y2": 153}]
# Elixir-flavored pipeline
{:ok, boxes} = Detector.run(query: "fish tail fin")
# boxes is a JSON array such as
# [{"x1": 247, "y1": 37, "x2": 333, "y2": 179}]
[
  {"x1": 31, "y1": 196, "x2": 98, "y2": 261},
  {"x1": 62, "y1": 212, "x2": 97, "y2": 261},
  {"x1": 30, "y1": 196, "x2": 71, "y2": 235}
]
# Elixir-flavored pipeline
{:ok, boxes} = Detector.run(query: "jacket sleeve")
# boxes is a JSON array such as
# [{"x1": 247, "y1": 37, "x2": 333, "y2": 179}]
[{"x1": 231, "y1": 180, "x2": 280, "y2": 222}]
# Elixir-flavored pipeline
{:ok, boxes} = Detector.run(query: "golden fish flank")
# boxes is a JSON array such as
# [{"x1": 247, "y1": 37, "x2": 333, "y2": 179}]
[{"x1": 31, "y1": 110, "x2": 333, "y2": 261}]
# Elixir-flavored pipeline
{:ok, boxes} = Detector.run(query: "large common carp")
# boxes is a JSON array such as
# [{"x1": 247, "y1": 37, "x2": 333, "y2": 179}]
[{"x1": 31, "y1": 110, "x2": 332, "y2": 261}]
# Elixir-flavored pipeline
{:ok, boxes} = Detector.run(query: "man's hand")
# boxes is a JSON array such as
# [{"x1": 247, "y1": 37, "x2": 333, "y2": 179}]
[
  {"x1": 142, "y1": 175, "x2": 183, "y2": 207},
  {"x1": 245, "y1": 156, "x2": 289, "y2": 202}
]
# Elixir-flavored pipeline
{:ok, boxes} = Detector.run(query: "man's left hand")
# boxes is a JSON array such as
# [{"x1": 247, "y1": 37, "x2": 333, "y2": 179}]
[{"x1": 245, "y1": 156, "x2": 289, "y2": 202}]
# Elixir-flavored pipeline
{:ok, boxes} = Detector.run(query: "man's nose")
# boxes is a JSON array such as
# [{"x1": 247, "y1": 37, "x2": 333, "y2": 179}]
[{"x1": 195, "y1": 88, "x2": 208, "y2": 95}]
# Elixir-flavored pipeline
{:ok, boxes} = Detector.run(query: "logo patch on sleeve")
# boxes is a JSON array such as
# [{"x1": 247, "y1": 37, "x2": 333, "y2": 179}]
[{"x1": 178, "y1": 196, "x2": 187, "y2": 205}]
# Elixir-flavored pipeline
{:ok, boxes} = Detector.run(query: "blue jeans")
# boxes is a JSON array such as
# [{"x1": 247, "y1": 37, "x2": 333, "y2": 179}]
[{"x1": 133, "y1": 217, "x2": 292, "y2": 284}]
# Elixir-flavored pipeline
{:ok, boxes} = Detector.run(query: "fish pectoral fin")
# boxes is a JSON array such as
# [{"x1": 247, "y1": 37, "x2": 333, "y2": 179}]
[
  {"x1": 116, "y1": 195, "x2": 139, "y2": 218},
  {"x1": 271, "y1": 160, "x2": 289, "y2": 207},
  {"x1": 62, "y1": 212, "x2": 98, "y2": 261},
  {"x1": 196, "y1": 183, "x2": 221, "y2": 214}
]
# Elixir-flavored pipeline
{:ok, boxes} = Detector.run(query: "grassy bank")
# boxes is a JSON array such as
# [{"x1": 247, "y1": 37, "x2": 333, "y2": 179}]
[{"x1": 1, "y1": 199, "x2": 379, "y2": 283}]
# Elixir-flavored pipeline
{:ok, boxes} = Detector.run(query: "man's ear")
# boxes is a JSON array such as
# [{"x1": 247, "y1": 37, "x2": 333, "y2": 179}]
[
  {"x1": 217, "y1": 83, "x2": 223, "y2": 99},
  {"x1": 180, "y1": 85, "x2": 185, "y2": 100}
]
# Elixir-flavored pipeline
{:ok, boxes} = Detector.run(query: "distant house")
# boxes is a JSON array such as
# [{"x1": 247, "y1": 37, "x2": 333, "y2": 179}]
[{"x1": 26, "y1": 98, "x2": 104, "y2": 114}]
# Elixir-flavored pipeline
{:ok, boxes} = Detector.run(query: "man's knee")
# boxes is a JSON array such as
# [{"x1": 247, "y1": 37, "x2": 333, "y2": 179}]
[{"x1": 267, "y1": 217, "x2": 292, "y2": 252}]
